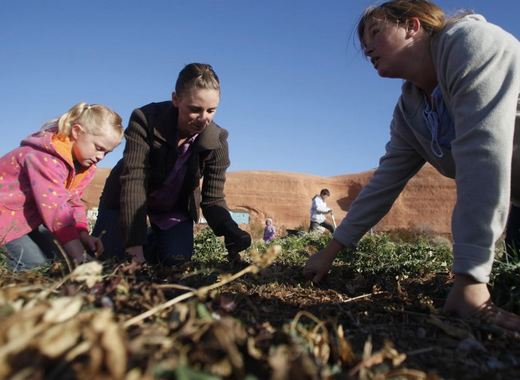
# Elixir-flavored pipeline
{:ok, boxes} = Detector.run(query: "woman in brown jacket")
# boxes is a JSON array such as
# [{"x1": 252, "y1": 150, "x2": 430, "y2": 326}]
[{"x1": 93, "y1": 63, "x2": 251, "y2": 265}]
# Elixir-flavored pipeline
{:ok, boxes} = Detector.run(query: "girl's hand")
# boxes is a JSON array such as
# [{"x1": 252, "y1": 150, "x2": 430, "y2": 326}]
[
  {"x1": 62, "y1": 239, "x2": 95, "y2": 264},
  {"x1": 79, "y1": 230, "x2": 104, "y2": 256},
  {"x1": 303, "y1": 239, "x2": 343, "y2": 284},
  {"x1": 126, "y1": 245, "x2": 146, "y2": 264}
]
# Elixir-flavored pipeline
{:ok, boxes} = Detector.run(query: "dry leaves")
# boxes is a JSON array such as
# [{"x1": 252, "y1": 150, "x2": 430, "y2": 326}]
[
  {"x1": 0, "y1": 293, "x2": 126, "y2": 380},
  {"x1": 70, "y1": 261, "x2": 104, "y2": 288},
  {"x1": 0, "y1": 241, "x2": 499, "y2": 379}
]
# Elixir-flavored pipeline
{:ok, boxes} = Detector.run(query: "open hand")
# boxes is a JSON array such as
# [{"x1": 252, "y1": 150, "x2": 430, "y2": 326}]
[
  {"x1": 79, "y1": 230, "x2": 104, "y2": 256},
  {"x1": 303, "y1": 239, "x2": 343, "y2": 284},
  {"x1": 303, "y1": 250, "x2": 334, "y2": 284},
  {"x1": 62, "y1": 238, "x2": 95, "y2": 264},
  {"x1": 126, "y1": 245, "x2": 146, "y2": 264}
]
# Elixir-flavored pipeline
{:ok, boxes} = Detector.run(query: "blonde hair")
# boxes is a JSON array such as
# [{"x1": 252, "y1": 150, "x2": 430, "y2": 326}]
[
  {"x1": 357, "y1": 0, "x2": 446, "y2": 51},
  {"x1": 43, "y1": 102, "x2": 124, "y2": 139},
  {"x1": 175, "y1": 63, "x2": 220, "y2": 97}
]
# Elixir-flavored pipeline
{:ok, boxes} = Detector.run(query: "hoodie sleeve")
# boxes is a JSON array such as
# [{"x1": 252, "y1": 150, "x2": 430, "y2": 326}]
[
  {"x1": 69, "y1": 169, "x2": 95, "y2": 232},
  {"x1": 23, "y1": 151, "x2": 87, "y2": 244},
  {"x1": 434, "y1": 16, "x2": 520, "y2": 282}
]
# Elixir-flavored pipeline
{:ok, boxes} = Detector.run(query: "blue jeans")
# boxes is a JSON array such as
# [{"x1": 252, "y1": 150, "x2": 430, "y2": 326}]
[
  {"x1": 93, "y1": 206, "x2": 194, "y2": 266},
  {"x1": 146, "y1": 221, "x2": 194, "y2": 265},
  {"x1": 309, "y1": 221, "x2": 335, "y2": 234},
  {"x1": 4, "y1": 225, "x2": 60, "y2": 271}
]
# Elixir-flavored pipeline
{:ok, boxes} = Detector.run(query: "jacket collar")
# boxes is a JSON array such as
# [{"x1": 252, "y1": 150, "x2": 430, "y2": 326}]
[
  {"x1": 50, "y1": 134, "x2": 93, "y2": 189},
  {"x1": 154, "y1": 104, "x2": 178, "y2": 146},
  {"x1": 51, "y1": 134, "x2": 75, "y2": 168}
]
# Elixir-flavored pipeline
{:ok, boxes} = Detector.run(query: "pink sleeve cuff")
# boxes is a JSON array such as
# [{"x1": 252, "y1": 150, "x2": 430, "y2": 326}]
[
  {"x1": 54, "y1": 226, "x2": 81, "y2": 244},
  {"x1": 75, "y1": 222, "x2": 89, "y2": 232}
]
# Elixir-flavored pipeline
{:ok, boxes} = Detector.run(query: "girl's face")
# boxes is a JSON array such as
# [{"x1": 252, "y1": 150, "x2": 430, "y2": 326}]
[
  {"x1": 173, "y1": 88, "x2": 220, "y2": 138},
  {"x1": 362, "y1": 17, "x2": 411, "y2": 78},
  {"x1": 71, "y1": 125, "x2": 121, "y2": 167}
]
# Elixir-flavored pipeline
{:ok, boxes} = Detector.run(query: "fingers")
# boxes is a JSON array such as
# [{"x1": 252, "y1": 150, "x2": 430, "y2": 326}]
[
  {"x1": 133, "y1": 251, "x2": 145, "y2": 263},
  {"x1": 128, "y1": 251, "x2": 145, "y2": 264},
  {"x1": 85, "y1": 237, "x2": 96, "y2": 252},
  {"x1": 93, "y1": 238, "x2": 104, "y2": 256},
  {"x1": 132, "y1": 254, "x2": 146, "y2": 264},
  {"x1": 79, "y1": 232, "x2": 98, "y2": 253},
  {"x1": 303, "y1": 267, "x2": 313, "y2": 280},
  {"x1": 303, "y1": 262, "x2": 323, "y2": 284},
  {"x1": 94, "y1": 230, "x2": 106, "y2": 255},
  {"x1": 125, "y1": 246, "x2": 145, "y2": 263},
  {"x1": 72, "y1": 252, "x2": 95, "y2": 264},
  {"x1": 85, "y1": 237, "x2": 103, "y2": 257},
  {"x1": 304, "y1": 266, "x2": 324, "y2": 284}
]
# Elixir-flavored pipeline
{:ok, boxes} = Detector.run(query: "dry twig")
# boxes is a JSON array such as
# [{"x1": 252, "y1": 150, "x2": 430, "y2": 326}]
[{"x1": 124, "y1": 264, "x2": 260, "y2": 328}]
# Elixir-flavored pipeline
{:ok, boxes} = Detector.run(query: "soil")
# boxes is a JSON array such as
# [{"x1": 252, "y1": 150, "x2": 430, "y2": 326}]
[
  {"x1": 2, "y1": 253, "x2": 519, "y2": 379},
  {"x1": 184, "y1": 260, "x2": 520, "y2": 379}
]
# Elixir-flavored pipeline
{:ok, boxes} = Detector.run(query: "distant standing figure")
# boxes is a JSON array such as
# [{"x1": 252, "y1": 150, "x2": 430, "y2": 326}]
[
  {"x1": 263, "y1": 218, "x2": 276, "y2": 243},
  {"x1": 0, "y1": 103, "x2": 123, "y2": 270},
  {"x1": 309, "y1": 189, "x2": 335, "y2": 233}
]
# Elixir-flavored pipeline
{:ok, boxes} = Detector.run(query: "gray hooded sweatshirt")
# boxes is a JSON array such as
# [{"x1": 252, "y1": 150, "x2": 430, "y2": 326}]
[{"x1": 334, "y1": 15, "x2": 520, "y2": 283}]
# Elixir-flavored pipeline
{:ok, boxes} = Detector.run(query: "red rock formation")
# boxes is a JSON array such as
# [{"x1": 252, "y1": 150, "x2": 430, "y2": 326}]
[{"x1": 82, "y1": 164, "x2": 456, "y2": 235}]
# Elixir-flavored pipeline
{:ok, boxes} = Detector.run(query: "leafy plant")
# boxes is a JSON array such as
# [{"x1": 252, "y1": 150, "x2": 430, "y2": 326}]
[
  {"x1": 192, "y1": 227, "x2": 226, "y2": 265},
  {"x1": 336, "y1": 233, "x2": 452, "y2": 277},
  {"x1": 271, "y1": 233, "x2": 330, "y2": 265},
  {"x1": 2, "y1": 228, "x2": 520, "y2": 379},
  {"x1": 492, "y1": 243, "x2": 520, "y2": 313}
]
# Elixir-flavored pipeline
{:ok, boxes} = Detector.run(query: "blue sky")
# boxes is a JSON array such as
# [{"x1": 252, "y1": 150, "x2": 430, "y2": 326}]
[{"x1": 1, "y1": 1, "x2": 518, "y2": 176}]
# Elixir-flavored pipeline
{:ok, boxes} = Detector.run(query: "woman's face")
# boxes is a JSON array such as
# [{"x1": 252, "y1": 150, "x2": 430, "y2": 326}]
[
  {"x1": 362, "y1": 17, "x2": 411, "y2": 78},
  {"x1": 173, "y1": 88, "x2": 220, "y2": 137}
]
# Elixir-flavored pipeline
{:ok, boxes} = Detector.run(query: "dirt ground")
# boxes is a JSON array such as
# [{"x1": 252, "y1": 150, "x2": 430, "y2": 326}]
[
  {"x1": 1, "y1": 252, "x2": 520, "y2": 380},
  {"x1": 183, "y1": 260, "x2": 520, "y2": 379}
]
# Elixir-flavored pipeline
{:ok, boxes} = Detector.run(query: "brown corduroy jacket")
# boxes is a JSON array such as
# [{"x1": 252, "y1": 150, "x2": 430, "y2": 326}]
[{"x1": 100, "y1": 101, "x2": 235, "y2": 248}]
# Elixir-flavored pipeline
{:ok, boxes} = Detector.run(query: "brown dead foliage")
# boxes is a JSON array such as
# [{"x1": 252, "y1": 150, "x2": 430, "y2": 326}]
[{"x1": 0, "y1": 245, "x2": 519, "y2": 380}]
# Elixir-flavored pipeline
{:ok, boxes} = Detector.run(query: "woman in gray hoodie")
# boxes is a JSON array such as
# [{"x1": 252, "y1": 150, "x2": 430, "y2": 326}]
[{"x1": 304, "y1": 0, "x2": 520, "y2": 331}]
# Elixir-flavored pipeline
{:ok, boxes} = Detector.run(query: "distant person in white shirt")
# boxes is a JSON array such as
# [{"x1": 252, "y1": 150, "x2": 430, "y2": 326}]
[{"x1": 309, "y1": 189, "x2": 335, "y2": 233}]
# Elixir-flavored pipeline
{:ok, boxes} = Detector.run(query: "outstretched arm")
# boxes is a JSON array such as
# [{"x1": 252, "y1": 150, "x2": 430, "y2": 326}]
[
  {"x1": 201, "y1": 128, "x2": 251, "y2": 255},
  {"x1": 434, "y1": 17, "x2": 520, "y2": 282},
  {"x1": 305, "y1": 112, "x2": 425, "y2": 283}
]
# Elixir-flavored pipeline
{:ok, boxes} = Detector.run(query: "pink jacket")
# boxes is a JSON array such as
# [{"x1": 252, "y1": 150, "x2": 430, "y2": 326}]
[{"x1": 0, "y1": 129, "x2": 95, "y2": 245}]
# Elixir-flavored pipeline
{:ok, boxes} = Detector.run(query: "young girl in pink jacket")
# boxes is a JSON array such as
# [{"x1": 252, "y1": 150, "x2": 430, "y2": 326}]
[{"x1": 0, "y1": 102, "x2": 123, "y2": 270}]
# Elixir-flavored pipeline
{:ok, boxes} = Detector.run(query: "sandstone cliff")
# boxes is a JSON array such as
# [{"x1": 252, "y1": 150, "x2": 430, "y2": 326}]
[{"x1": 83, "y1": 164, "x2": 456, "y2": 235}]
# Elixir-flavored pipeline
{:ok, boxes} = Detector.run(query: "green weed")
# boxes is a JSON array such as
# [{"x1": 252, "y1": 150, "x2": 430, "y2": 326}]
[
  {"x1": 336, "y1": 233, "x2": 452, "y2": 277},
  {"x1": 268, "y1": 233, "x2": 330, "y2": 266},
  {"x1": 492, "y1": 244, "x2": 520, "y2": 313},
  {"x1": 192, "y1": 227, "x2": 227, "y2": 265}
]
